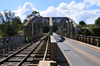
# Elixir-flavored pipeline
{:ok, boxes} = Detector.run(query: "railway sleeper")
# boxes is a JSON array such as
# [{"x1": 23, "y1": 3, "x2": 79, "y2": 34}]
[{"x1": 0, "y1": 36, "x2": 51, "y2": 66}]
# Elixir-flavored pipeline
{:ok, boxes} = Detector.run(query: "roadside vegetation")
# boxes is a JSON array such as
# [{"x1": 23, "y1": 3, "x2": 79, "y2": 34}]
[
  {"x1": 0, "y1": 10, "x2": 45, "y2": 38},
  {"x1": 79, "y1": 17, "x2": 100, "y2": 36},
  {"x1": 0, "y1": 10, "x2": 22, "y2": 37},
  {"x1": 0, "y1": 10, "x2": 100, "y2": 38}
]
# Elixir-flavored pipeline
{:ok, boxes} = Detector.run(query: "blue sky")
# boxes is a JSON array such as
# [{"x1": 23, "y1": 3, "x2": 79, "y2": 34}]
[
  {"x1": 0, "y1": 0, "x2": 83, "y2": 11},
  {"x1": 0, "y1": 0, "x2": 100, "y2": 24}
]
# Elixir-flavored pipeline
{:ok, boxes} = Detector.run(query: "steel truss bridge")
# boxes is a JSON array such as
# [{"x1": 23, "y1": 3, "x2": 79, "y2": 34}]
[{"x1": 0, "y1": 17, "x2": 100, "y2": 66}]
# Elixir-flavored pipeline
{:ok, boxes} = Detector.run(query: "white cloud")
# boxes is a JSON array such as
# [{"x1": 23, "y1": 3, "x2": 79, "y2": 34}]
[
  {"x1": 15, "y1": 2, "x2": 37, "y2": 21},
  {"x1": 69, "y1": 10, "x2": 100, "y2": 24},
  {"x1": 84, "y1": 0, "x2": 100, "y2": 6},
  {"x1": 86, "y1": 18, "x2": 97, "y2": 24},
  {"x1": 40, "y1": 1, "x2": 87, "y2": 17},
  {"x1": 40, "y1": 1, "x2": 100, "y2": 24},
  {"x1": 68, "y1": 1, "x2": 87, "y2": 10},
  {"x1": 14, "y1": 1, "x2": 100, "y2": 24}
]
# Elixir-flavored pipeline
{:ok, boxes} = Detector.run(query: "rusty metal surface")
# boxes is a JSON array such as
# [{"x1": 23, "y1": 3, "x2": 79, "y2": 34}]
[{"x1": 24, "y1": 17, "x2": 34, "y2": 26}]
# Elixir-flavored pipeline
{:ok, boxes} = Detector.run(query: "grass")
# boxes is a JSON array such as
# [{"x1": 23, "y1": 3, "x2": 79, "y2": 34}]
[
  {"x1": 0, "y1": 42, "x2": 3, "y2": 45},
  {"x1": 18, "y1": 30, "x2": 23, "y2": 35},
  {"x1": 44, "y1": 33, "x2": 49, "y2": 35}
]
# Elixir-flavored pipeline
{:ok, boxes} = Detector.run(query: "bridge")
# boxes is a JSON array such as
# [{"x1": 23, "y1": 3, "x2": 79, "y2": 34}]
[{"x1": 0, "y1": 17, "x2": 100, "y2": 66}]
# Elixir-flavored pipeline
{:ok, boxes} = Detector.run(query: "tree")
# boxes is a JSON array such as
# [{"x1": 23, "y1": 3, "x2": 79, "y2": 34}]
[
  {"x1": 0, "y1": 13, "x2": 5, "y2": 23},
  {"x1": 27, "y1": 11, "x2": 42, "y2": 19},
  {"x1": 90, "y1": 25, "x2": 100, "y2": 36},
  {"x1": 87, "y1": 17, "x2": 100, "y2": 36},
  {"x1": 80, "y1": 28, "x2": 91, "y2": 35},
  {"x1": 12, "y1": 16, "x2": 21, "y2": 24},
  {"x1": 23, "y1": 19, "x2": 28, "y2": 24},
  {"x1": 0, "y1": 10, "x2": 21, "y2": 37},
  {"x1": 42, "y1": 26, "x2": 49, "y2": 33},
  {"x1": 79, "y1": 21, "x2": 86, "y2": 26},
  {"x1": 95, "y1": 17, "x2": 100, "y2": 26},
  {"x1": 79, "y1": 21, "x2": 91, "y2": 35}
]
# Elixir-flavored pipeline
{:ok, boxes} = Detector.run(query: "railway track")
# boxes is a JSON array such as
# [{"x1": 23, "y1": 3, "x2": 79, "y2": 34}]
[{"x1": 0, "y1": 36, "x2": 50, "y2": 66}]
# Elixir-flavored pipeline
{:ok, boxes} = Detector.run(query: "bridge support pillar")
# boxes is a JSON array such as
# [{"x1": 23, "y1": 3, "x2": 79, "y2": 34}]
[
  {"x1": 71, "y1": 21, "x2": 74, "y2": 38},
  {"x1": 32, "y1": 22, "x2": 34, "y2": 40},
  {"x1": 50, "y1": 35, "x2": 57, "y2": 61},
  {"x1": 68, "y1": 19, "x2": 70, "y2": 38},
  {"x1": 87, "y1": 37, "x2": 91, "y2": 44},
  {"x1": 49, "y1": 17, "x2": 53, "y2": 35},
  {"x1": 85, "y1": 36, "x2": 87, "y2": 43},
  {"x1": 98, "y1": 38, "x2": 100, "y2": 47},
  {"x1": 23, "y1": 26, "x2": 26, "y2": 42},
  {"x1": 58, "y1": 27, "x2": 60, "y2": 35},
  {"x1": 75, "y1": 26, "x2": 79, "y2": 35},
  {"x1": 49, "y1": 26, "x2": 52, "y2": 35},
  {"x1": 91, "y1": 38, "x2": 95, "y2": 45},
  {"x1": 76, "y1": 35, "x2": 79, "y2": 40}
]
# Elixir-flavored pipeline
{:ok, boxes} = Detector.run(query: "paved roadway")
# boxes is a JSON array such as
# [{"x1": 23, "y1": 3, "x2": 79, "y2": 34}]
[{"x1": 53, "y1": 33, "x2": 100, "y2": 66}]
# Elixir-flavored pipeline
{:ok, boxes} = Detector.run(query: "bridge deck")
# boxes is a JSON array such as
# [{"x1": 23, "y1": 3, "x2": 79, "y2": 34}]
[{"x1": 53, "y1": 33, "x2": 100, "y2": 66}]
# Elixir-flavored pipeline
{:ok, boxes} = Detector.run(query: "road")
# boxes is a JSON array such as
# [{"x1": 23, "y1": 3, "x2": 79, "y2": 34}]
[{"x1": 53, "y1": 33, "x2": 100, "y2": 66}]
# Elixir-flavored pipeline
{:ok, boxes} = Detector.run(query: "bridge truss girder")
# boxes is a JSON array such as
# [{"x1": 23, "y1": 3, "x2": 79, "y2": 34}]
[{"x1": 23, "y1": 17, "x2": 79, "y2": 42}]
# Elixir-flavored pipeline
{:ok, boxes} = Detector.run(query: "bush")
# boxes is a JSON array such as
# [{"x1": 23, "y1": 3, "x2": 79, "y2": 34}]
[
  {"x1": 80, "y1": 28, "x2": 91, "y2": 35},
  {"x1": 0, "y1": 11, "x2": 22, "y2": 37},
  {"x1": 95, "y1": 17, "x2": 100, "y2": 26},
  {"x1": 90, "y1": 26, "x2": 100, "y2": 36}
]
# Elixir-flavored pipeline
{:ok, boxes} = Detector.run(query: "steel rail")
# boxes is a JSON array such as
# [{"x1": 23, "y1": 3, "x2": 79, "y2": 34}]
[
  {"x1": 0, "y1": 43, "x2": 32, "y2": 64},
  {"x1": 0, "y1": 36, "x2": 46, "y2": 65},
  {"x1": 42, "y1": 38, "x2": 49, "y2": 61},
  {"x1": 17, "y1": 40, "x2": 45, "y2": 66}
]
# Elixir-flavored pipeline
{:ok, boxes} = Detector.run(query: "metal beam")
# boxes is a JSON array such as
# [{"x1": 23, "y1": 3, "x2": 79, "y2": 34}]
[
  {"x1": 32, "y1": 22, "x2": 34, "y2": 40},
  {"x1": 23, "y1": 26, "x2": 26, "y2": 42},
  {"x1": 68, "y1": 19, "x2": 70, "y2": 37},
  {"x1": 49, "y1": 17, "x2": 53, "y2": 35}
]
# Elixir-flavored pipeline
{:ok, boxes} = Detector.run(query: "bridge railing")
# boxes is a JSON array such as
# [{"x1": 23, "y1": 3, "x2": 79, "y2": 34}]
[
  {"x1": 75, "y1": 35, "x2": 100, "y2": 47},
  {"x1": 0, "y1": 35, "x2": 24, "y2": 53},
  {"x1": 61, "y1": 33, "x2": 100, "y2": 47}
]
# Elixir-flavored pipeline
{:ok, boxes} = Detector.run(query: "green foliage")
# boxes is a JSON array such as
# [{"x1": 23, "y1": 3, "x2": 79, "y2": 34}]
[
  {"x1": 18, "y1": 30, "x2": 23, "y2": 34},
  {"x1": 21, "y1": 19, "x2": 28, "y2": 29},
  {"x1": 90, "y1": 26, "x2": 100, "y2": 36},
  {"x1": 86, "y1": 24, "x2": 94, "y2": 28},
  {"x1": 0, "y1": 10, "x2": 22, "y2": 37},
  {"x1": 79, "y1": 18, "x2": 100, "y2": 36},
  {"x1": 79, "y1": 21, "x2": 86, "y2": 35},
  {"x1": 95, "y1": 17, "x2": 100, "y2": 26},
  {"x1": 80, "y1": 28, "x2": 91, "y2": 35},
  {"x1": 0, "y1": 29, "x2": 3, "y2": 37},
  {"x1": 0, "y1": 42, "x2": 3, "y2": 45},
  {"x1": 52, "y1": 26, "x2": 57, "y2": 32},
  {"x1": 79, "y1": 21, "x2": 86, "y2": 27},
  {"x1": 42, "y1": 26, "x2": 49, "y2": 33},
  {"x1": 42, "y1": 26, "x2": 58, "y2": 33},
  {"x1": 23, "y1": 19, "x2": 28, "y2": 24},
  {"x1": 88, "y1": 17, "x2": 100, "y2": 36},
  {"x1": 27, "y1": 11, "x2": 42, "y2": 19},
  {"x1": 79, "y1": 21, "x2": 91, "y2": 35},
  {"x1": 44, "y1": 33, "x2": 49, "y2": 35}
]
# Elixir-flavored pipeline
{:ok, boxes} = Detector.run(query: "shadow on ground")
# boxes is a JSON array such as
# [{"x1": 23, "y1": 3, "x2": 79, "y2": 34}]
[
  {"x1": 57, "y1": 46, "x2": 70, "y2": 66},
  {"x1": 57, "y1": 36, "x2": 65, "y2": 42}
]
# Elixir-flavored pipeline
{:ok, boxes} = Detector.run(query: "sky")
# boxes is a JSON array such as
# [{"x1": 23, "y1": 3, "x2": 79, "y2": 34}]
[{"x1": 0, "y1": 0, "x2": 100, "y2": 24}]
